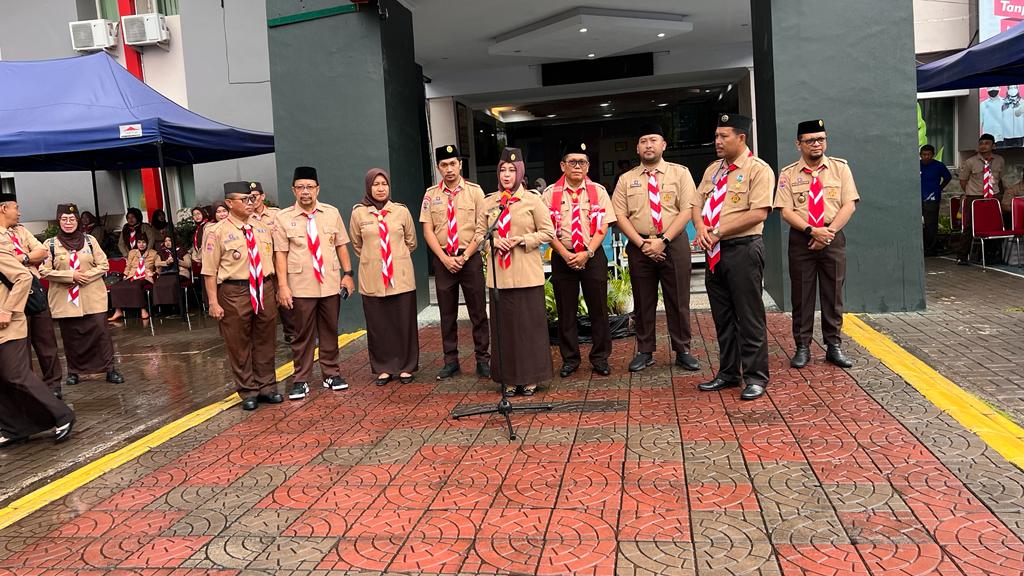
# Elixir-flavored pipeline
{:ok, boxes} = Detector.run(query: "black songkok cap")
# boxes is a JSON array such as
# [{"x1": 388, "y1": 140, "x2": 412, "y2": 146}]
[
  {"x1": 223, "y1": 181, "x2": 250, "y2": 197},
  {"x1": 293, "y1": 166, "x2": 319, "y2": 184},
  {"x1": 435, "y1": 144, "x2": 460, "y2": 164},
  {"x1": 0, "y1": 193, "x2": 15, "y2": 203},
  {"x1": 797, "y1": 119, "x2": 826, "y2": 137},
  {"x1": 499, "y1": 147, "x2": 523, "y2": 164},
  {"x1": 561, "y1": 140, "x2": 592, "y2": 158},
  {"x1": 717, "y1": 113, "x2": 752, "y2": 133},
  {"x1": 248, "y1": 181, "x2": 264, "y2": 193},
  {"x1": 636, "y1": 123, "x2": 665, "y2": 139},
  {"x1": 56, "y1": 203, "x2": 78, "y2": 218}
]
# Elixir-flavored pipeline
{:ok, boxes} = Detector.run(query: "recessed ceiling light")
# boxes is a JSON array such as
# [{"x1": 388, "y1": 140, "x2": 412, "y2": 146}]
[
  {"x1": 479, "y1": 129, "x2": 484, "y2": 133},
  {"x1": 600, "y1": 102, "x2": 610, "y2": 107},
  {"x1": 657, "y1": 33, "x2": 666, "y2": 38},
  {"x1": 603, "y1": 113, "x2": 613, "y2": 117},
  {"x1": 587, "y1": 53, "x2": 596, "y2": 58},
  {"x1": 547, "y1": 114, "x2": 557, "y2": 118},
  {"x1": 657, "y1": 103, "x2": 669, "y2": 107},
  {"x1": 704, "y1": 89, "x2": 711, "y2": 93},
  {"x1": 579, "y1": 27, "x2": 588, "y2": 33}
]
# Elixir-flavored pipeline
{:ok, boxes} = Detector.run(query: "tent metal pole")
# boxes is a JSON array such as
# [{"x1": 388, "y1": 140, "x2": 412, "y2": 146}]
[
  {"x1": 156, "y1": 141, "x2": 187, "y2": 324},
  {"x1": 90, "y1": 170, "x2": 100, "y2": 216}
]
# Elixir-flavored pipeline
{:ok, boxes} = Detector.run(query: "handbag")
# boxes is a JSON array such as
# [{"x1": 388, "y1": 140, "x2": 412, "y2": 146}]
[{"x1": 0, "y1": 271, "x2": 48, "y2": 315}]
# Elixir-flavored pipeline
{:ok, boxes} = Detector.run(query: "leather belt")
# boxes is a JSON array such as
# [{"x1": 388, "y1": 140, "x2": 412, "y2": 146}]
[
  {"x1": 719, "y1": 234, "x2": 761, "y2": 247},
  {"x1": 221, "y1": 276, "x2": 273, "y2": 286}
]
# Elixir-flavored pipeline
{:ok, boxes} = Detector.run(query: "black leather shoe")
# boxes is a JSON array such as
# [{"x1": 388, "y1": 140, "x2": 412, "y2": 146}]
[
  {"x1": 257, "y1": 393, "x2": 283, "y2": 404},
  {"x1": 675, "y1": 352, "x2": 700, "y2": 371},
  {"x1": 740, "y1": 383, "x2": 766, "y2": 400},
  {"x1": 698, "y1": 378, "x2": 740, "y2": 392},
  {"x1": 375, "y1": 374, "x2": 394, "y2": 386},
  {"x1": 593, "y1": 363, "x2": 611, "y2": 376},
  {"x1": 241, "y1": 397, "x2": 258, "y2": 411},
  {"x1": 825, "y1": 345, "x2": 853, "y2": 368},
  {"x1": 399, "y1": 374, "x2": 414, "y2": 384},
  {"x1": 0, "y1": 434, "x2": 28, "y2": 449},
  {"x1": 437, "y1": 362, "x2": 460, "y2": 380},
  {"x1": 106, "y1": 370, "x2": 125, "y2": 384},
  {"x1": 54, "y1": 417, "x2": 75, "y2": 443},
  {"x1": 65, "y1": 374, "x2": 79, "y2": 386},
  {"x1": 790, "y1": 345, "x2": 810, "y2": 369},
  {"x1": 559, "y1": 363, "x2": 579, "y2": 378},
  {"x1": 476, "y1": 362, "x2": 490, "y2": 378},
  {"x1": 628, "y1": 353, "x2": 655, "y2": 372}
]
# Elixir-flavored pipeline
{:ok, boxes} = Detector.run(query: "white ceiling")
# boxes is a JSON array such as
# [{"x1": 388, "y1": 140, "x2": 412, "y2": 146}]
[{"x1": 401, "y1": 0, "x2": 752, "y2": 74}]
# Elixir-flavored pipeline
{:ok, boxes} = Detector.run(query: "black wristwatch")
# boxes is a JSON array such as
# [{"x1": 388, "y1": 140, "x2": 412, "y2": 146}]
[
  {"x1": 803, "y1": 226, "x2": 812, "y2": 234},
  {"x1": 658, "y1": 233, "x2": 671, "y2": 245},
  {"x1": 343, "y1": 270, "x2": 353, "y2": 277},
  {"x1": 21, "y1": 254, "x2": 30, "y2": 265}
]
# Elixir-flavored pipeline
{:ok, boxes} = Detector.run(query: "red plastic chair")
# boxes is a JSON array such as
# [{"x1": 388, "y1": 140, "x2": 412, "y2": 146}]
[
  {"x1": 950, "y1": 196, "x2": 963, "y2": 233},
  {"x1": 1008, "y1": 197, "x2": 1024, "y2": 268},
  {"x1": 970, "y1": 198, "x2": 1014, "y2": 269},
  {"x1": 107, "y1": 257, "x2": 127, "y2": 276}
]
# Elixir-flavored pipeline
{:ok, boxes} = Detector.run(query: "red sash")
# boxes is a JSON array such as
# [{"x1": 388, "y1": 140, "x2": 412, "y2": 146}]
[{"x1": 548, "y1": 175, "x2": 604, "y2": 238}]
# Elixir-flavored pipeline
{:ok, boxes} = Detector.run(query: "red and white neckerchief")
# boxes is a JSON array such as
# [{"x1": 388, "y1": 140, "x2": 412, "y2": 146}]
[
  {"x1": 569, "y1": 190, "x2": 586, "y2": 253},
  {"x1": 7, "y1": 230, "x2": 25, "y2": 257},
  {"x1": 644, "y1": 169, "x2": 663, "y2": 233},
  {"x1": 375, "y1": 209, "x2": 394, "y2": 287},
  {"x1": 803, "y1": 166, "x2": 826, "y2": 227},
  {"x1": 982, "y1": 160, "x2": 994, "y2": 198},
  {"x1": 443, "y1": 182, "x2": 463, "y2": 255},
  {"x1": 702, "y1": 162, "x2": 736, "y2": 273},
  {"x1": 128, "y1": 226, "x2": 137, "y2": 250},
  {"x1": 549, "y1": 176, "x2": 604, "y2": 243},
  {"x1": 132, "y1": 251, "x2": 147, "y2": 280},
  {"x1": 496, "y1": 190, "x2": 520, "y2": 269},
  {"x1": 244, "y1": 225, "x2": 264, "y2": 313},
  {"x1": 67, "y1": 250, "x2": 81, "y2": 307},
  {"x1": 305, "y1": 211, "x2": 325, "y2": 284},
  {"x1": 192, "y1": 224, "x2": 203, "y2": 251}
]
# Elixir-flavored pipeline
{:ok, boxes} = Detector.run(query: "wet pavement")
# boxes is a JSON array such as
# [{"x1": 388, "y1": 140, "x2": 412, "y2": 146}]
[{"x1": 2, "y1": 283, "x2": 1024, "y2": 573}]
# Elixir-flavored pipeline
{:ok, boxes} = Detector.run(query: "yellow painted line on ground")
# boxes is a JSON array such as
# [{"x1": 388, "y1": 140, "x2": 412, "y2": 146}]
[
  {"x1": 0, "y1": 330, "x2": 366, "y2": 532},
  {"x1": 844, "y1": 314, "x2": 1024, "y2": 468}
]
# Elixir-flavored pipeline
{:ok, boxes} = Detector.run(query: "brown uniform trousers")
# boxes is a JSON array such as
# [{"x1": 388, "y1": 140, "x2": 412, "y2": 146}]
[
  {"x1": 27, "y1": 307, "x2": 62, "y2": 392},
  {"x1": 434, "y1": 252, "x2": 489, "y2": 365},
  {"x1": 789, "y1": 229, "x2": 846, "y2": 347},
  {"x1": 291, "y1": 295, "x2": 342, "y2": 383},
  {"x1": 627, "y1": 238, "x2": 692, "y2": 355},
  {"x1": 552, "y1": 250, "x2": 611, "y2": 367},
  {"x1": 0, "y1": 338, "x2": 74, "y2": 438},
  {"x1": 218, "y1": 280, "x2": 279, "y2": 398}
]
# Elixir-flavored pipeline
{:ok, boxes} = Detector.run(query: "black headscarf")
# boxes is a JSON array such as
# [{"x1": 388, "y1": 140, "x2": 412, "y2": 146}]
[
  {"x1": 151, "y1": 209, "x2": 168, "y2": 231},
  {"x1": 362, "y1": 168, "x2": 391, "y2": 211},
  {"x1": 56, "y1": 204, "x2": 86, "y2": 252},
  {"x1": 122, "y1": 207, "x2": 145, "y2": 248}
]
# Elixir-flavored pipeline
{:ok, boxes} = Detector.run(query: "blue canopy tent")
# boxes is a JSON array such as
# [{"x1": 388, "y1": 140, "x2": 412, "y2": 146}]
[
  {"x1": 917, "y1": 23, "x2": 1024, "y2": 91},
  {"x1": 0, "y1": 52, "x2": 274, "y2": 321}
]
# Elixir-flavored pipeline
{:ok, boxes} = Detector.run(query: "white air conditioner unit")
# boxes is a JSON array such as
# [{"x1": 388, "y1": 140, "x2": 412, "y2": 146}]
[
  {"x1": 134, "y1": 0, "x2": 161, "y2": 14},
  {"x1": 68, "y1": 19, "x2": 119, "y2": 52},
  {"x1": 122, "y1": 13, "x2": 169, "y2": 47}
]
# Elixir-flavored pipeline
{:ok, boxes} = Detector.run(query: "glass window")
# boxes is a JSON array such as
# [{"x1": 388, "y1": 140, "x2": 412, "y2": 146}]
[
  {"x1": 158, "y1": 0, "x2": 179, "y2": 16},
  {"x1": 918, "y1": 98, "x2": 955, "y2": 164},
  {"x1": 97, "y1": 0, "x2": 118, "y2": 20}
]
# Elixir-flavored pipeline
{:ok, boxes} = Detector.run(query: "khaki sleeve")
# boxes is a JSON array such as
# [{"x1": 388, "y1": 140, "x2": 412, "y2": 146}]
[
  {"x1": 40, "y1": 239, "x2": 74, "y2": 283},
  {"x1": 418, "y1": 191, "x2": 432, "y2": 224},
  {"x1": 403, "y1": 208, "x2": 417, "y2": 252},
  {"x1": 678, "y1": 169, "x2": 698, "y2": 209},
  {"x1": 273, "y1": 213, "x2": 289, "y2": 252},
  {"x1": 748, "y1": 163, "x2": 775, "y2": 211},
  {"x1": 612, "y1": 174, "x2": 629, "y2": 222},
  {"x1": 349, "y1": 211, "x2": 363, "y2": 258},
  {"x1": 475, "y1": 199, "x2": 489, "y2": 250},
  {"x1": 472, "y1": 189, "x2": 486, "y2": 246},
  {"x1": 21, "y1": 229, "x2": 44, "y2": 253},
  {"x1": 0, "y1": 250, "x2": 31, "y2": 313},
  {"x1": 840, "y1": 165, "x2": 860, "y2": 204},
  {"x1": 774, "y1": 168, "x2": 793, "y2": 209},
  {"x1": 87, "y1": 237, "x2": 109, "y2": 281},
  {"x1": 201, "y1": 229, "x2": 222, "y2": 277},
  {"x1": 334, "y1": 211, "x2": 351, "y2": 246},
  {"x1": 523, "y1": 195, "x2": 555, "y2": 252},
  {"x1": 600, "y1": 188, "x2": 617, "y2": 225}
]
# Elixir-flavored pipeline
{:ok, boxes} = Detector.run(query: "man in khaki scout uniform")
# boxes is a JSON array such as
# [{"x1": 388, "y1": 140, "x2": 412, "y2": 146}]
[
  {"x1": 274, "y1": 166, "x2": 355, "y2": 401},
  {"x1": 420, "y1": 145, "x2": 490, "y2": 380},
  {"x1": 612, "y1": 123, "x2": 701, "y2": 373},
  {"x1": 0, "y1": 194, "x2": 63, "y2": 396},
  {"x1": 957, "y1": 133, "x2": 1009, "y2": 265},
  {"x1": 249, "y1": 181, "x2": 296, "y2": 344},
  {"x1": 693, "y1": 113, "x2": 775, "y2": 401},
  {"x1": 776, "y1": 119, "x2": 858, "y2": 369},
  {"x1": 203, "y1": 182, "x2": 282, "y2": 411},
  {"x1": 544, "y1": 140, "x2": 617, "y2": 377}
]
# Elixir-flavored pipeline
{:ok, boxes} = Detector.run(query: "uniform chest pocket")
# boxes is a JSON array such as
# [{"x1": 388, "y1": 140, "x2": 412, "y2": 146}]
[
  {"x1": 823, "y1": 185, "x2": 841, "y2": 199},
  {"x1": 626, "y1": 187, "x2": 647, "y2": 211},
  {"x1": 286, "y1": 228, "x2": 306, "y2": 247},
  {"x1": 322, "y1": 227, "x2": 340, "y2": 245},
  {"x1": 456, "y1": 205, "x2": 475, "y2": 220}
]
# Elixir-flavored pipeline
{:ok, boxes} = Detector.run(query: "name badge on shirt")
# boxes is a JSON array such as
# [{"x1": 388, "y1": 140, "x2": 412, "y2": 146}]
[{"x1": 630, "y1": 180, "x2": 641, "y2": 188}]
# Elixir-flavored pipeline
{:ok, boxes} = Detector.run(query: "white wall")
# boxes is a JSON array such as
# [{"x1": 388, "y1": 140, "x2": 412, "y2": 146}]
[{"x1": 914, "y1": 0, "x2": 971, "y2": 54}]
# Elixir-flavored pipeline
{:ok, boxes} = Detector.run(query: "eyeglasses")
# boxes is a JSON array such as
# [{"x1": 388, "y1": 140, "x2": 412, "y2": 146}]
[
  {"x1": 58, "y1": 217, "x2": 77, "y2": 223},
  {"x1": 800, "y1": 137, "x2": 827, "y2": 145},
  {"x1": 564, "y1": 160, "x2": 590, "y2": 168},
  {"x1": 229, "y1": 195, "x2": 258, "y2": 204},
  {"x1": 293, "y1": 184, "x2": 318, "y2": 191}
]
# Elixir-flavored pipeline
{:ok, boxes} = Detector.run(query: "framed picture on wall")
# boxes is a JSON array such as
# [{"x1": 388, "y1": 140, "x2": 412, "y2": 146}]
[
  {"x1": 456, "y1": 102, "x2": 472, "y2": 158},
  {"x1": 602, "y1": 161, "x2": 614, "y2": 176},
  {"x1": 614, "y1": 141, "x2": 628, "y2": 152}
]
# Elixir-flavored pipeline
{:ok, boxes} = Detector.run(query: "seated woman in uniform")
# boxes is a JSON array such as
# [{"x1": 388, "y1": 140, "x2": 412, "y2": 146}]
[
  {"x1": 188, "y1": 206, "x2": 211, "y2": 268},
  {"x1": 476, "y1": 147, "x2": 555, "y2": 396},
  {"x1": 117, "y1": 207, "x2": 157, "y2": 257},
  {"x1": 107, "y1": 233, "x2": 156, "y2": 322},
  {"x1": 40, "y1": 204, "x2": 124, "y2": 386},
  {"x1": 150, "y1": 209, "x2": 171, "y2": 245},
  {"x1": 351, "y1": 168, "x2": 419, "y2": 386},
  {"x1": 152, "y1": 235, "x2": 192, "y2": 310}
]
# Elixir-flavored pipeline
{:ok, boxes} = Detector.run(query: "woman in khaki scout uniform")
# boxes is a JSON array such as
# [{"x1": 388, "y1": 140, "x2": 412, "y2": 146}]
[
  {"x1": 0, "y1": 248, "x2": 76, "y2": 448},
  {"x1": 41, "y1": 204, "x2": 124, "y2": 387},
  {"x1": 107, "y1": 233, "x2": 156, "y2": 322},
  {"x1": 117, "y1": 207, "x2": 157, "y2": 258},
  {"x1": 152, "y1": 235, "x2": 192, "y2": 307},
  {"x1": 775, "y1": 119, "x2": 858, "y2": 370},
  {"x1": 476, "y1": 147, "x2": 555, "y2": 397},
  {"x1": 351, "y1": 169, "x2": 419, "y2": 386},
  {"x1": 189, "y1": 206, "x2": 211, "y2": 272}
]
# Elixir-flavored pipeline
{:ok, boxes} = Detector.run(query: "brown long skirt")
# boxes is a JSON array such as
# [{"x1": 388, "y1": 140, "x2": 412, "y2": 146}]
[
  {"x1": 362, "y1": 291, "x2": 419, "y2": 375},
  {"x1": 0, "y1": 338, "x2": 74, "y2": 438},
  {"x1": 489, "y1": 286, "x2": 553, "y2": 386},
  {"x1": 152, "y1": 274, "x2": 185, "y2": 306},
  {"x1": 109, "y1": 278, "x2": 148, "y2": 309},
  {"x1": 58, "y1": 313, "x2": 116, "y2": 374}
]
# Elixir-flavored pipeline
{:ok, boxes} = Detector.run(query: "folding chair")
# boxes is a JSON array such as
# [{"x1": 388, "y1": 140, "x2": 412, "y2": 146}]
[
  {"x1": 969, "y1": 198, "x2": 1014, "y2": 269},
  {"x1": 1008, "y1": 197, "x2": 1024, "y2": 269}
]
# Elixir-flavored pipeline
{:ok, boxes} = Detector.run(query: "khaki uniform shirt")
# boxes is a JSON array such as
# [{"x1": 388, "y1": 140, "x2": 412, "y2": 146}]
[
  {"x1": 250, "y1": 206, "x2": 280, "y2": 233},
  {"x1": 0, "y1": 224, "x2": 44, "y2": 278},
  {"x1": 273, "y1": 203, "x2": 351, "y2": 298},
  {"x1": 350, "y1": 201, "x2": 417, "y2": 297},
  {"x1": 117, "y1": 223, "x2": 158, "y2": 256},
  {"x1": 202, "y1": 216, "x2": 276, "y2": 283},
  {"x1": 475, "y1": 188, "x2": 555, "y2": 289},
  {"x1": 419, "y1": 179, "x2": 486, "y2": 252},
  {"x1": 542, "y1": 181, "x2": 617, "y2": 252},
  {"x1": 612, "y1": 160, "x2": 698, "y2": 237},
  {"x1": 40, "y1": 235, "x2": 109, "y2": 318},
  {"x1": 774, "y1": 156, "x2": 860, "y2": 224},
  {"x1": 125, "y1": 249, "x2": 157, "y2": 282},
  {"x1": 961, "y1": 153, "x2": 1006, "y2": 197},
  {"x1": 0, "y1": 248, "x2": 31, "y2": 344},
  {"x1": 695, "y1": 148, "x2": 776, "y2": 240}
]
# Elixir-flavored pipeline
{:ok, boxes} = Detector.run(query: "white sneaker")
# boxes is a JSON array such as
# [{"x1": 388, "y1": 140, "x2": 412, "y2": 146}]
[{"x1": 324, "y1": 376, "x2": 349, "y2": 391}]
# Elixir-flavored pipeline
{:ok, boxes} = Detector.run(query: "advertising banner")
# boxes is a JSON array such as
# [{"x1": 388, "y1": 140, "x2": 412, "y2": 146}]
[{"x1": 980, "y1": 0, "x2": 1024, "y2": 146}]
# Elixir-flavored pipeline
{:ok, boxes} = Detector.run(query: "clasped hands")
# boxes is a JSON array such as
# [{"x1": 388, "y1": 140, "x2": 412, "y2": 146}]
[{"x1": 808, "y1": 227, "x2": 836, "y2": 251}]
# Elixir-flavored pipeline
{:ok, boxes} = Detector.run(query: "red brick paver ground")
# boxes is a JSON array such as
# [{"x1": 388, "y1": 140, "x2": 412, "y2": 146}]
[{"x1": 2, "y1": 310, "x2": 1023, "y2": 575}]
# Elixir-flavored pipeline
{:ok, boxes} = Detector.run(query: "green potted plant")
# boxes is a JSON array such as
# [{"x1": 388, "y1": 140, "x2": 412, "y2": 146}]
[{"x1": 546, "y1": 265, "x2": 635, "y2": 344}]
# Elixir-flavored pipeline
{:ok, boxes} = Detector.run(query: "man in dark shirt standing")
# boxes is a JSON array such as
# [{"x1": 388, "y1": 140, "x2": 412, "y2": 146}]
[{"x1": 920, "y1": 144, "x2": 951, "y2": 257}]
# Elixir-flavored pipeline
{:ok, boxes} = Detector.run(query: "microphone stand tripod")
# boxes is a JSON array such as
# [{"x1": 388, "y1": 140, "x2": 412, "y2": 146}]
[{"x1": 450, "y1": 200, "x2": 552, "y2": 440}]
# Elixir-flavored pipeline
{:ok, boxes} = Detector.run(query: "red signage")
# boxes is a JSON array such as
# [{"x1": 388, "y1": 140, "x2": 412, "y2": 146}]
[{"x1": 995, "y1": 0, "x2": 1024, "y2": 18}]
